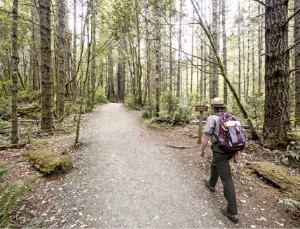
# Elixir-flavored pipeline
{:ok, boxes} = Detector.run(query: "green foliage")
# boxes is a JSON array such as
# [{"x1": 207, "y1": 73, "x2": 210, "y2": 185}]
[
  {"x1": 233, "y1": 92, "x2": 264, "y2": 130},
  {"x1": 95, "y1": 89, "x2": 108, "y2": 104},
  {"x1": 171, "y1": 103, "x2": 196, "y2": 124},
  {"x1": 0, "y1": 165, "x2": 37, "y2": 228},
  {"x1": 160, "y1": 91, "x2": 179, "y2": 116},
  {"x1": 0, "y1": 95, "x2": 11, "y2": 120},
  {"x1": 125, "y1": 94, "x2": 140, "y2": 109},
  {"x1": 145, "y1": 92, "x2": 198, "y2": 125},
  {"x1": 18, "y1": 90, "x2": 40, "y2": 103},
  {"x1": 64, "y1": 100, "x2": 79, "y2": 116}
]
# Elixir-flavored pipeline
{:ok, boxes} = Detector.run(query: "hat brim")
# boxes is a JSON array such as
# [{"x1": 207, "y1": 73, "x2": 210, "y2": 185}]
[{"x1": 211, "y1": 104, "x2": 227, "y2": 108}]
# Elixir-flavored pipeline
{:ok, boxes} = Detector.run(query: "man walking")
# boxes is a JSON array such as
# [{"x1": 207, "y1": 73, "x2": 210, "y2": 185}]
[{"x1": 199, "y1": 97, "x2": 239, "y2": 223}]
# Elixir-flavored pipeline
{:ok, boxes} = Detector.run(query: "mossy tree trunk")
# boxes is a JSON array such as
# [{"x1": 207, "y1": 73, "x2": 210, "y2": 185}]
[
  {"x1": 176, "y1": 0, "x2": 182, "y2": 98},
  {"x1": 90, "y1": 0, "x2": 96, "y2": 110},
  {"x1": 221, "y1": 0, "x2": 228, "y2": 104},
  {"x1": 154, "y1": 1, "x2": 162, "y2": 117},
  {"x1": 11, "y1": 0, "x2": 19, "y2": 144},
  {"x1": 39, "y1": 0, "x2": 53, "y2": 132},
  {"x1": 210, "y1": 0, "x2": 219, "y2": 99},
  {"x1": 295, "y1": 0, "x2": 300, "y2": 128},
  {"x1": 263, "y1": 0, "x2": 290, "y2": 146},
  {"x1": 117, "y1": 41, "x2": 125, "y2": 102},
  {"x1": 56, "y1": 0, "x2": 67, "y2": 121}
]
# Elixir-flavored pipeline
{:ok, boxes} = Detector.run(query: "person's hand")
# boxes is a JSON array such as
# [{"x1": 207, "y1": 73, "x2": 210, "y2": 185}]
[
  {"x1": 200, "y1": 148, "x2": 205, "y2": 157},
  {"x1": 235, "y1": 151, "x2": 241, "y2": 158}
]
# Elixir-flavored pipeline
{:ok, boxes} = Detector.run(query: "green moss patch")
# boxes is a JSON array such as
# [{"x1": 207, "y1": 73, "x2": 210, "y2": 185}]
[
  {"x1": 28, "y1": 151, "x2": 73, "y2": 175},
  {"x1": 246, "y1": 162, "x2": 300, "y2": 199}
]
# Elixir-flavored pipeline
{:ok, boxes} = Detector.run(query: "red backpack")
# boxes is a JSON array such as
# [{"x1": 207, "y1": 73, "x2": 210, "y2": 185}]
[{"x1": 215, "y1": 113, "x2": 247, "y2": 152}]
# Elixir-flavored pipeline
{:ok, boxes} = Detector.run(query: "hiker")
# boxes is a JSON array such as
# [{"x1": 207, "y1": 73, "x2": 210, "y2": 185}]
[{"x1": 199, "y1": 97, "x2": 239, "y2": 223}]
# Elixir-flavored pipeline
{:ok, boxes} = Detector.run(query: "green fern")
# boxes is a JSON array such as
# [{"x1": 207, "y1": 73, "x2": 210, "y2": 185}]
[{"x1": 0, "y1": 165, "x2": 38, "y2": 227}]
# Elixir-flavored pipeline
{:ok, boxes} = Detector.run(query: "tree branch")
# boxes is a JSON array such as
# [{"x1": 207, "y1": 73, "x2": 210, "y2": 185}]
[
  {"x1": 252, "y1": 0, "x2": 269, "y2": 8},
  {"x1": 286, "y1": 39, "x2": 300, "y2": 53},
  {"x1": 290, "y1": 67, "x2": 300, "y2": 74},
  {"x1": 285, "y1": 7, "x2": 300, "y2": 26}
]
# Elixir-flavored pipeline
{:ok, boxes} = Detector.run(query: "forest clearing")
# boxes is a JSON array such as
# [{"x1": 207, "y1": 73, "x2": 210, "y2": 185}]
[{"x1": 1, "y1": 0, "x2": 300, "y2": 227}]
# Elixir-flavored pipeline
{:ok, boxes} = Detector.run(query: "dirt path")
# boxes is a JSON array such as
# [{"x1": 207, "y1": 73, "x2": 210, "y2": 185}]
[{"x1": 26, "y1": 103, "x2": 294, "y2": 228}]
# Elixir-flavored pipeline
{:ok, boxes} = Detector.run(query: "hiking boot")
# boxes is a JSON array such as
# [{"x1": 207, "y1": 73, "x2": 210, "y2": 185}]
[
  {"x1": 204, "y1": 179, "x2": 215, "y2": 192},
  {"x1": 221, "y1": 206, "x2": 239, "y2": 223}
]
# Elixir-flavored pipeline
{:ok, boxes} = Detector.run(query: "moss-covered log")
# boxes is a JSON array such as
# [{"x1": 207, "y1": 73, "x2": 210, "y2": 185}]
[
  {"x1": 28, "y1": 151, "x2": 73, "y2": 175},
  {"x1": 246, "y1": 161, "x2": 300, "y2": 200}
]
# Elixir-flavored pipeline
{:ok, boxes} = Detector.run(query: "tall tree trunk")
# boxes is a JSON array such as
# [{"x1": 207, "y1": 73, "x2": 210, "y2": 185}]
[
  {"x1": 135, "y1": 0, "x2": 142, "y2": 106},
  {"x1": 263, "y1": 0, "x2": 290, "y2": 145},
  {"x1": 56, "y1": 0, "x2": 67, "y2": 121},
  {"x1": 246, "y1": 0, "x2": 250, "y2": 99},
  {"x1": 237, "y1": 0, "x2": 241, "y2": 98},
  {"x1": 31, "y1": 1, "x2": 40, "y2": 90},
  {"x1": 117, "y1": 40, "x2": 125, "y2": 102},
  {"x1": 107, "y1": 45, "x2": 115, "y2": 101},
  {"x1": 146, "y1": 6, "x2": 153, "y2": 117},
  {"x1": 176, "y1": 0, "x2": 183, "y2": 98},
  {"x1": 211, "y1": 0, "x2": 219, "y2": 99},
  {"x1": 155, "y1": 1, "x2": 162, "y2": 116},
  {"x1": 221, "y1": 0, "x2": 227, "y2": 104},
  {"x1": 71, "y1": 0, "x2": 77, "y2": 100},
  {"x1": 169, "y1": 4, "x2": 173, "y2": 94},
  {"x1": 75, "y1": 42, "x2": 91, "y2": 145},
  {"x1": 90, "y1": 0, "x2": 96, "y2": 110},
  {"x1": 11, "y1": 0, "x2": 19, "y2": 144},
  {"x1": 295, "y1": 0, "x2": 300, "y2": 127},
  {"x1": 39, "y1": 0, "x2": 53, "y2": 132},
  {"x1": 258, "y1": 4, "x2": 263, "y2": 94},
  {"x1": 190, "y1": 8, "x2": 194, "y2": 94}
]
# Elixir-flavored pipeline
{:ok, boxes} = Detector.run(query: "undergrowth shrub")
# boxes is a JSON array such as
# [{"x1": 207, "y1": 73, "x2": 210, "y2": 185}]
[
  {"x1": 95, "y1": 89, "x2": 108, "y2": 104},
  {"x1": 0, "y1": 96, "x2": 11, "y2": 120},
  {"x1": 18, "y1": 90, "x2": 40, "y2": 103},
  {"x1": 0, "y1": 164, "x2": 37, "y2": 228},
  {"x1": 125, "y1": 94, "x2": 140, "y2": 109}
]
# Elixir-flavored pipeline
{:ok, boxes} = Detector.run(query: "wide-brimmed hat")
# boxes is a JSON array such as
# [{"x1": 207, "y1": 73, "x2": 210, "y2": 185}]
[{"x1": 211, "y1": 97, "x2": 227, "y2": 107}]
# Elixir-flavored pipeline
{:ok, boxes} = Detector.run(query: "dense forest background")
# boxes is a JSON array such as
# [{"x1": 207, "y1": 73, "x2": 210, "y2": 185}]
[{"x1": 0, "y1": 0, "x2": 300, "y2": 148}]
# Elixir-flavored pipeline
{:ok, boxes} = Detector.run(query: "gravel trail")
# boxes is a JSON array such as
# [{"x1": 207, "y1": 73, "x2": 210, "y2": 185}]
[
  {"x1": 55, "y1": 103, "x2": 224, "y2": 228},
  {"x1": 36, "y1": 103, "x2": 293, "y2": 228}
]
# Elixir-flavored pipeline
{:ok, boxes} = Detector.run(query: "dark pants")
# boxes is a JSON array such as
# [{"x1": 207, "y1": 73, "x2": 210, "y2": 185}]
[{"x1": 209, "y1": 143, "x2": 238, "y2": 215}]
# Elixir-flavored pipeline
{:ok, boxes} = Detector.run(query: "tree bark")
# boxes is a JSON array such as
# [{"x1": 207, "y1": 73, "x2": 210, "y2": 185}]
[
  {"x1": 155, "y1": 1, "x2": 162, "y2": 116},
  {"x1": 31, "y1": 1, "x2": 40, "y2": 90},
  {"x1": 263, "y1": 0, "x2": 290, "y2": 145},
  {"x1": 221, "y1": 0, "x2": 227, "y2": 104},
  {"x1": 71, "y1": 0, "x2": 77, "y2": 100},
  {"x1": 107, "y1": 45, "x2": 115, "y2": 102},
  {"x1": 11, "y1": 0, "x2": 19, "y2": 144},
  {"x1": 135, "y1": 0, "x2": 142, "y2": 106},
  {"x1": 176, "y1": 0, "x2": 183, "y2": 98},
  {"x1": 258, "y1": 4, "x2": 263, "y2": 94},
  {"x1": 39, "y1": 0, "x2": 53, "y2": 132},
  {"x1": 90, "y1": 0, "x2": 96, "y2": 110},
  {"x1": 295, "y1": 0, "x2": 300, "y2": 127},
  {"x1": 146, "y1": 6, "x2": 153, "y2": 117},
  {"x1": 117, "y1": 40, "x2": 125, "y2": 102},
  {"x1": 211, "y1": 0, "x2": 219, "y2": 99},
  {"x1": 56, "y1": 0, "x2": 67, "y2": 121},
  {"x1": 237, "y1": 0, "x2": 242, "y2": 98}
]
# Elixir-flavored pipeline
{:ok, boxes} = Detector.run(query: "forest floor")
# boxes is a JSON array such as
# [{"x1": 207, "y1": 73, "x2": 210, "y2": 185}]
[{"x1": 0, "y1": 103, "x2": 299, "y2": 228}]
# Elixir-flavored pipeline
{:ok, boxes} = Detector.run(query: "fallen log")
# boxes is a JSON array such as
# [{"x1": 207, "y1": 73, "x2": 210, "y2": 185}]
[
  {"x1": 165, "y1": 144, "x2": 196, "y2": 149},
  {"x1": 245, "y1": 161, "x2": 300, "y2": 200},
  {"x1": 0, "y1": 142, "x2": 27, "y2": 150}
]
